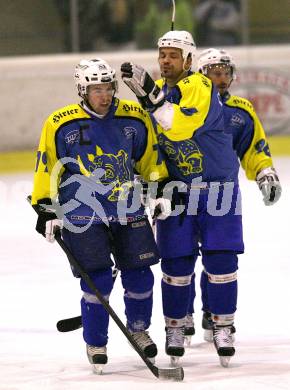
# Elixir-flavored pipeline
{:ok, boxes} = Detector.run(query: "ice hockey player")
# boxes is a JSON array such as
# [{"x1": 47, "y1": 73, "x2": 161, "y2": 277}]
[
  {"x1": 121, "y1": 30, "x2": 246, "y2": 367},
  {"x1": 185, "y1": 47, "x2": 282, "y2": 345},
  {"x1": 31, "y1": 58, "x2": 168, "y2": 374}
]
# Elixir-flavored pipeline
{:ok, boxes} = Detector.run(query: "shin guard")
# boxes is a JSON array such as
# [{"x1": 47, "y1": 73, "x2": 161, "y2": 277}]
[
  {"x1": 202, "y1": 252, "x2": 238, "y2": 316},
  {"x1": 161, "y1": 256, "x2": 196, "y2": 323},
  {"x1": 80, "y1": 268, "x2": 113, "y2": 346},
  {"x1": 121, "y1": 267, "x2": 154, "y2": 331}
]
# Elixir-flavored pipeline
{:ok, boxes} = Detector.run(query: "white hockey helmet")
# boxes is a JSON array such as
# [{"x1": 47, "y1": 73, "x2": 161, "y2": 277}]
[
  {"x1": 158, "y1": 30, "x2": 196, "y2": 61},
  {"x1": 197, "y1": 48, "x2": 236, "y2": 79},
  {"x1": 74, "y1": 58, "x2": 118, "y2": 98}
]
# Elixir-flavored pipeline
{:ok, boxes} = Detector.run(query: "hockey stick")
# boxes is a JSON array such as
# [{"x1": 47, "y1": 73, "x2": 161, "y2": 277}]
[
  {"x1": 57, "y1": 266, "x2": 119, "y2": 332},
  {"x1": 27, "y1": 195, "x2": 184, "y2": 381},
  {"x1": 57, "y1": 314, "x2": 82, "y2": 332},
  {"x1": 171, "y1": 0, "x2": 176, "y2": 30}
]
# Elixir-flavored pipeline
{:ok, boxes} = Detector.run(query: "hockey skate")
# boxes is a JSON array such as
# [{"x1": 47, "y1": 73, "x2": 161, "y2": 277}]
[
  {"x1": 86, "y1": 344, "x2": 108, "y2": 374},
  {"x1": 203, "y1": 312, "x2": 236, "y2": 343},
  {"x1": 130, "y1": 330, "x2": 158, "y2": 363},
  {"x1": 165, "y1": 326, "x2": 185, "y2": 366},
  {"x1": 184, "y1": 314, "x2": 195, "y2": 346},
  {"x1": 202, "y1": 311, "x2": 214, "y2": 342},
  {"x1": 213, "y1": 325, "x2": 235, "y2": 367}
]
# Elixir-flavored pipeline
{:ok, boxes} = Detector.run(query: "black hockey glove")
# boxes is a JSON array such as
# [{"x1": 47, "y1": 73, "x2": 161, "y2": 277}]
[
  {"x1": 121, "y1": 62, "x2": 165, "y2": 112},
  {"x1": 256, "y1": 167, "x2": 282, "y2": 206},
  {"x1": 35, "y1": 200, "x2": 63, "y2": 243}
]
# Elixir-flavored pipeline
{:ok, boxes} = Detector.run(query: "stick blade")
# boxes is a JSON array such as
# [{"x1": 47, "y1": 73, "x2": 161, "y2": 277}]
[
  {"x1": 56, "y1": 316, "x2": 82, "y2": 332},
  {"x1": 154, "y1": 366, "x2": 184, "y2": 381}
]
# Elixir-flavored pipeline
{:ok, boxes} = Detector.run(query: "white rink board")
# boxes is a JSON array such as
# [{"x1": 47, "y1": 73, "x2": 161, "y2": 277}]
[{"x1": 1, "y1": 44, "x2": 290, "y2": 151}]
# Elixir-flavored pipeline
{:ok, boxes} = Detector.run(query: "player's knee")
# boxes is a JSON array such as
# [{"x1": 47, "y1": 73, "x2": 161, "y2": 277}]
[
  {"x1": 206, "y1": 270, "x2": 237, "y2": 285},
  {"x1": 82, "y1": 291, "x2": 110, "y2": 305},
  {"x1": 80, "y1": 268, "x2": 113, "y2": 296},
  {"x1": 202, "y1": 252, "x2": 238, "y2": 284},
  {"x1": 121, "y1": 267, "x2": 154, "y2": 293},
  {"x1": 161, "y1": 255, "x2": 196, "y2": 276},
  {"x1": 161, "y1": 255, "x2": 195, "y2": 286}
]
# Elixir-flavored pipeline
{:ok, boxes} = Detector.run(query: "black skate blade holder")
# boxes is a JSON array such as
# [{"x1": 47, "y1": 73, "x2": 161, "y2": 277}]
[{"x1": 27, "y1": 195, "x2": 184, "y2": 381}]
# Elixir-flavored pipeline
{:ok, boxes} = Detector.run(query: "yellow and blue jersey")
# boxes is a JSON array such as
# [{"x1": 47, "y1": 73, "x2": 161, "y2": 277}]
[
  {"x1": 155, "y1": 73, "x2": 240, "y2": 183},
  {"x1": 222, "y1": 94, "x2": 273, "y2": 180},
  {"x1": 31, "y1": 98, "x2": 167, "y2": 223}
]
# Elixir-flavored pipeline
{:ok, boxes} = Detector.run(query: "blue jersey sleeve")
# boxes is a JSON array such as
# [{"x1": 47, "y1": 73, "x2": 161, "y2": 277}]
[
  {"x1": 223, "y1": 106, "x2": 254, "y2": 161},
  {"x1": 224, "y1": 96, "x2": 273, "y2": 180},
  {"x1": 131, "y1": 123, "x2": 147, "y2": 162}
]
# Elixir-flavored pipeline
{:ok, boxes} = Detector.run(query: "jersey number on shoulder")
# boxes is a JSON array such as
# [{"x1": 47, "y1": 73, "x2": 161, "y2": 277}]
[{"x1": 35, "y1": 151, "x2": 48, "y2": 172}]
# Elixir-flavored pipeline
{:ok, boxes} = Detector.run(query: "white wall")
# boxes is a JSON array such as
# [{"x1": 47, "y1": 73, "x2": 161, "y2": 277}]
[{"x1": 1, "y1": 44, "x2": 290, "y2": 151}]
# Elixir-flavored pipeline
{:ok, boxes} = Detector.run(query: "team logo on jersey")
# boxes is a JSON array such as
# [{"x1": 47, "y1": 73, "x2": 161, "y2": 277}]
[
  {"x1": 65, "y1": 129, "x2": 80, "y2": 145},
  {"x1": 158, "y1": 134, "x2": 203, "y2": 176},
  {"x1": 123, "y1": 126, "x2": 137, "y2": 139},
  {"x1": 230, "y1": 113, "x2": 245, "y2": 127},
  {"x1": 77, "y1": 146, "x2": 131, "y2": 202},
  {"x1": 255, "y1": 139, "x2": 271, "y2": 157}
]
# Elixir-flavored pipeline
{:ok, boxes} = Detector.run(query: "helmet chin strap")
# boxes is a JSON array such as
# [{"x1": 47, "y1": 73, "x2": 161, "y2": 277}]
[
  {"x1": 82, "y1": 95, "x2": 94, "y2": 111},
  {"x1": 183, "y1": 61, "x2": 191, "y2": 72},
  {"x1": 182, "y1": 54, "x2": 192, "y2": 72}
]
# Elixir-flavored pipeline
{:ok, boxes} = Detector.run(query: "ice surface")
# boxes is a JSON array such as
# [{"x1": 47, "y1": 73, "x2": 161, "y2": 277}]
[{"x1": 0, "y1": 158, "x2": 289, "y2": 389}]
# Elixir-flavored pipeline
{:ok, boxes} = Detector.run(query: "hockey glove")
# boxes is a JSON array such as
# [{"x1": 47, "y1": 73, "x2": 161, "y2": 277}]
[
  {"x1": 36, "y1": 205, "x2": 63, "y2": 243},
  {"x1": 121, "y1": 62, "x2": 165, "y2": 112},
  {"x1": 148, "y1": 197, "x2": 172, "y2": 220},
  {"x1": 256, "y1": 167, "x2": 282, "y2": 206}
]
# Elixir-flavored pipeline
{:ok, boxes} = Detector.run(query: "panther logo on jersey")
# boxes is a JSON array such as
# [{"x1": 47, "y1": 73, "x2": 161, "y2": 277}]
[
  {"x1": 158, "y1": 134, "x2": 203, "y2": 176},
  {"x1": 77, "y1": 146, "x2": 131, "y2": 201}
]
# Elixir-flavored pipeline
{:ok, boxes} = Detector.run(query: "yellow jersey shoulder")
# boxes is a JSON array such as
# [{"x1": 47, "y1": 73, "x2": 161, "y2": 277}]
[
  {"x1": 47, "y1": 104, "x2": 89, "y2": 129},
  {"x1": 155, "y1": 78, "x2": 164, "y2": 89},
  {"x1": 156, "y1": 73, "x2": 212, "y2": 95},
  {"x1": 179, "y1": 72, "x2": 211, "y2": 85},
  {"x1": 177, "y1": 73, "x2": 212, "y2": 94},
  {"x1": 226, "y1": 95, "x2": 256, "y2": 116},
  {"x1": 115, "y1": 99, "x2": 150, "y2": 122}
]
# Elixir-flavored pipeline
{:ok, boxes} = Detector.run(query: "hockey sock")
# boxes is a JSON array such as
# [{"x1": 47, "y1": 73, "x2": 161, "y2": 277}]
[
  {"x1": 161, "y1": 256, "x2": 195, "y2": 320},
  {"x1": 203, "y1": 252, "x2": 238, "y2": 315},
  {"x1": 121, "y1": 267, "x2": 154, "y2": 331},
  {"x1": 80, "y1": 268, "x2": 113, "y2": 346}
]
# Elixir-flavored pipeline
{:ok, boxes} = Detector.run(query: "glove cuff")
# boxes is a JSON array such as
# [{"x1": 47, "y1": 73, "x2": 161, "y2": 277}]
[
  {"x1": 137, "y1": 94, "x2": 165, "y2": 113},
  {"x1": 36, "y1": 211, "x2": 58, "y2": 236},
  {"x1": 256, "y1": 167, "x2": 277, "y2": 181}
]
